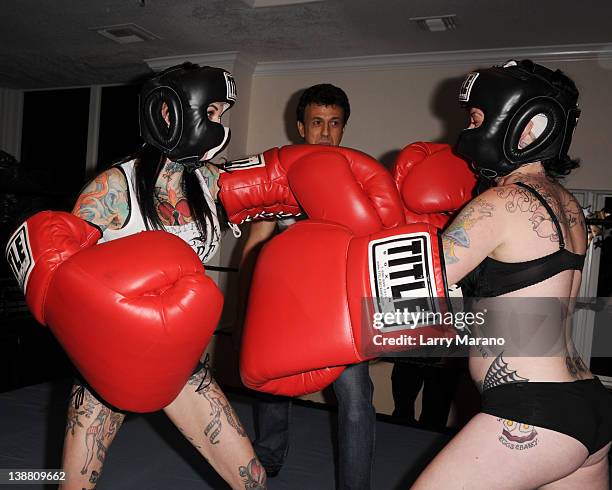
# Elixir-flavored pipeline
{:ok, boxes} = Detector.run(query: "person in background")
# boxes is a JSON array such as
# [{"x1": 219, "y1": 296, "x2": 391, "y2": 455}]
[{"x1": 238, "y1": 84, "x2": 377, "y2": 489}]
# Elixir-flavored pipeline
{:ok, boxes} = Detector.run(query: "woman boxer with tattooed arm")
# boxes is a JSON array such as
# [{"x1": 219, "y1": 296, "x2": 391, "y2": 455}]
[
  {"x1": 412, "y1": 60, "x2": 612, "y2": 489},
  {"x1": 59, "y1": 63, "x2": 265, "y2": 490}
]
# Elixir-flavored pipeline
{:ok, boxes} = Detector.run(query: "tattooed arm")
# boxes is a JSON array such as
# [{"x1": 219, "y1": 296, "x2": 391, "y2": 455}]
[
  {"x1": 71, "y1": 167, "x2": 129, "y2": 230},
  {"x1": 442, "y1": 188, "x2": 507, "y2": 285}
]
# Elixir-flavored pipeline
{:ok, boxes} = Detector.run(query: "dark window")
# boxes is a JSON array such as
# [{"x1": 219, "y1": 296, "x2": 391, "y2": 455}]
[
  {"x1": 21, "y1": 88, "x2": 90, "y2": 211},
  {"x1": 3, "y1": 88, "x2": 90, "y2": 390},
  {"x1": 97, "y1": 84, "x2": 142, "y2": 170}
]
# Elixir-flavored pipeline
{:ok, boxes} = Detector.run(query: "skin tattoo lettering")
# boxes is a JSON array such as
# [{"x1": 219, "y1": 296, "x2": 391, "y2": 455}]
[{"x1": 497, "y1": 418, "x2": 539, "y2": 451}]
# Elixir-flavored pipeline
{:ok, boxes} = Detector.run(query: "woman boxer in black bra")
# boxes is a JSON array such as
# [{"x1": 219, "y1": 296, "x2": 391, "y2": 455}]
[{"x1": 412, "y1": 60, "x2": 612, "y2": 489}]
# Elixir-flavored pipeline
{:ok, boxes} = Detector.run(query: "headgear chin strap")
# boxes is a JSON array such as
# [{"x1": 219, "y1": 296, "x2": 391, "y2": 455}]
[
  {"x1": 139, "y1": 62, "x2": 237, "y2": 166},
  {"x1": 203, "y1": 126, "x2": 231, "y2": 161},
  {"x1": 455, "y1": 59, "x2": 580, "y2": 178}
]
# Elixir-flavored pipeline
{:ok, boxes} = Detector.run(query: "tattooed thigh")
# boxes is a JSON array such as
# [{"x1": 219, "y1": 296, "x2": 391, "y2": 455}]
[{"x1": 188, "y1": 370, "x2": 248, "y2": 444}]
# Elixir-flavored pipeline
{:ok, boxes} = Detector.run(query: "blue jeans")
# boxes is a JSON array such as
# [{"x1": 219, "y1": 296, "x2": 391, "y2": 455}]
[{"x1": 253, "y1": 362, "x2": 375, "y2": 489}]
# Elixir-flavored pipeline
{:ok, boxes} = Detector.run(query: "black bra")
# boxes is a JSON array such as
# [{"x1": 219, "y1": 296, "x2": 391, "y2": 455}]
[{"x1": 460, "y1": 182, "x2": 586, "y2": 297}]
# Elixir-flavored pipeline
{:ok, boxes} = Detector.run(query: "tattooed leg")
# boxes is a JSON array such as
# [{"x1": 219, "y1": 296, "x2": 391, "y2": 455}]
[
  {"x1": 59, "y1": 384, "x2": 125, "y2": 490},
  {"x1": 164, "y1": 369, "x2": 266, "y2": 489},
  {"x1": 81, "y1": 406, "x2": 109, "y2": 474},
  {"x1": 411, "y1": 411, "x2": 590, "y2": 489},
  {"x1": 239, "y1": 458, "x2": 267, "y2": 489},
  {"x1": 188, "y1": 365, "x2": 248, "y2": 444},
  {"x1": 200, "y1": 385, "x2": 248, "y2": 445}
]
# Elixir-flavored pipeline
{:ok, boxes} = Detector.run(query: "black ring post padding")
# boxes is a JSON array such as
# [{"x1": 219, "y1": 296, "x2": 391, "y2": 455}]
[{"x1": 205, "y1": 265, "x2": 238, "y2": 273}]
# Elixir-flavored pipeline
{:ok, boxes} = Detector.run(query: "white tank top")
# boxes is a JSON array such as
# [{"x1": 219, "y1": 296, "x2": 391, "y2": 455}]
[{"x1": 99, "y1": 160, "x2": 221, "y2": 264}]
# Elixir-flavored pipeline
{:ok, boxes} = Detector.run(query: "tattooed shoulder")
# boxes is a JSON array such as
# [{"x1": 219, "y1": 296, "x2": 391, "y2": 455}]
[
  {"x1": 442, "y1": 195, "x2": 496, "y2": 265},
  {"x1": 494, "y1": 182, "x2": 564, "y2": 242},
  {"x1": 72, "y1": 168, "x2": 129, "y2": 230}
]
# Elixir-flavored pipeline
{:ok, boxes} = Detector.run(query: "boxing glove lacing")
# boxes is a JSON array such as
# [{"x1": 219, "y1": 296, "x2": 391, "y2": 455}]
[
  {"x1": 70, "y1": 384, "x2": 86, "y2": 409},
  {"x1": 195, "y1": 353, "x2": 213, "y2": 393},
  {"x1": 229, "y1": 222, "x2": 242, "y2": 238}
]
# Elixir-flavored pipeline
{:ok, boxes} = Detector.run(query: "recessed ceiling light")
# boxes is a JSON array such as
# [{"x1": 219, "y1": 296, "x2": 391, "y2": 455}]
[
  {"x1": 239, "y1": 0, "x2": 324, "y2": 7},
  {"x1": 410, "y1": 15, "x2": 457, "y2": 32},
  {"x1": 90, "y1": 23, "x2": 160, "y2": 44}
]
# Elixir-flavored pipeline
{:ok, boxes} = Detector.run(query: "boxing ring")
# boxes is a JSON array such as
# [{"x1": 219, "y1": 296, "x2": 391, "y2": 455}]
[{"x1": 0, "y1": 378, "x2": 450, "y2": 489}]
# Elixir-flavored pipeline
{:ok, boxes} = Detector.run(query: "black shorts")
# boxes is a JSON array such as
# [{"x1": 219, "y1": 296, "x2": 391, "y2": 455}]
[{"x1": 481, "y1": 377, "x2": 612, "y2": 455}]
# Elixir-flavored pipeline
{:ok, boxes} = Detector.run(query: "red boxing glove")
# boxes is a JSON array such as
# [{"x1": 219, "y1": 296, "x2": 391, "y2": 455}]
[
  {"x1": 240, "y1": 220, "x2": 452, "y2": 397},
  {"x1": 5, "y1": 211, "x2": 102, "y2": 322},
  {"x1": 219, "y1": 147, "x2": 301, "y2": 224},
  {"x1": 392, "y1": 142, "x2": 477, "y2": 227},
  {"x1": 5, "y1": 211, "x2": 223, "y2": 412},
  {"x1": 219, "y1": 145, "x2": 405, "y2": 235}
]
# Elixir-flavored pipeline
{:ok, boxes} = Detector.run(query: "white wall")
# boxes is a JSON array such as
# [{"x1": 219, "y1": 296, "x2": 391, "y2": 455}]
[{"x1": 561, "y1": 60, "x2": 612, "y2": 190}]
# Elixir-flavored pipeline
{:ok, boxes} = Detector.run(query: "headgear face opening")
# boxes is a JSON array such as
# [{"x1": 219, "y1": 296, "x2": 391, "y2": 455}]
[
  {"x1": 139, "y1": 62, "x2": 237, "y2": 166},
  {"x1": 455, "y1": 59, "x2": 580, "y2": 178}
]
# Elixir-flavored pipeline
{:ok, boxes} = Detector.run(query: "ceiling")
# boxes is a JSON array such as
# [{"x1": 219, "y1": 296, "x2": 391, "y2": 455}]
[{"x1": 1, "y1": 0, "x2": 611, "y2": 89}]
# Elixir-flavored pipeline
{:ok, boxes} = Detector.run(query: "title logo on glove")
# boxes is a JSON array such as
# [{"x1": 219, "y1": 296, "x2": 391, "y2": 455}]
[
  {"x1": 5, "y1": 223, "x2": 33, "y2": 291},
  {"x1": 368, "y1": 232, "x2": 440, "y2": 332}
]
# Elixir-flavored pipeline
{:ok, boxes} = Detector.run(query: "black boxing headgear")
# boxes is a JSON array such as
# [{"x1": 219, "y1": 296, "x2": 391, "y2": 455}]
[
  {"x1": 139, "y1": 62, "x2": 237, "y2": 166},
  {"x1": 455, "y1": 59, "x2": 580, "y2": 178}
]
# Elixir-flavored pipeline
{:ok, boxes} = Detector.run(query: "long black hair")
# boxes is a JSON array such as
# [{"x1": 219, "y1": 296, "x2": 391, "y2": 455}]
[
  {"x1": 124, "y1": 144, "x2": 225, "y2": 241},
  {"x1": 542, "y1": 154, "x2": 580, "y2": 180}
]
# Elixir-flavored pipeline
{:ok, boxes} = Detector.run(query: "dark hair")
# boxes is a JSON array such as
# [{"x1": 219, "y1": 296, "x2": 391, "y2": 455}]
[
  {"x1": 122, "y1": 144, "x2": 221, "y2": 241},
  {"x1": 542, "y1": 155, "x2": 580, "y2": 179},
  {"x1": 296, "y1": 84, "x2": 351, "y2": 125},
  {"x1": 540, "y1": 66, "x2": 581, "y2": 179}
]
